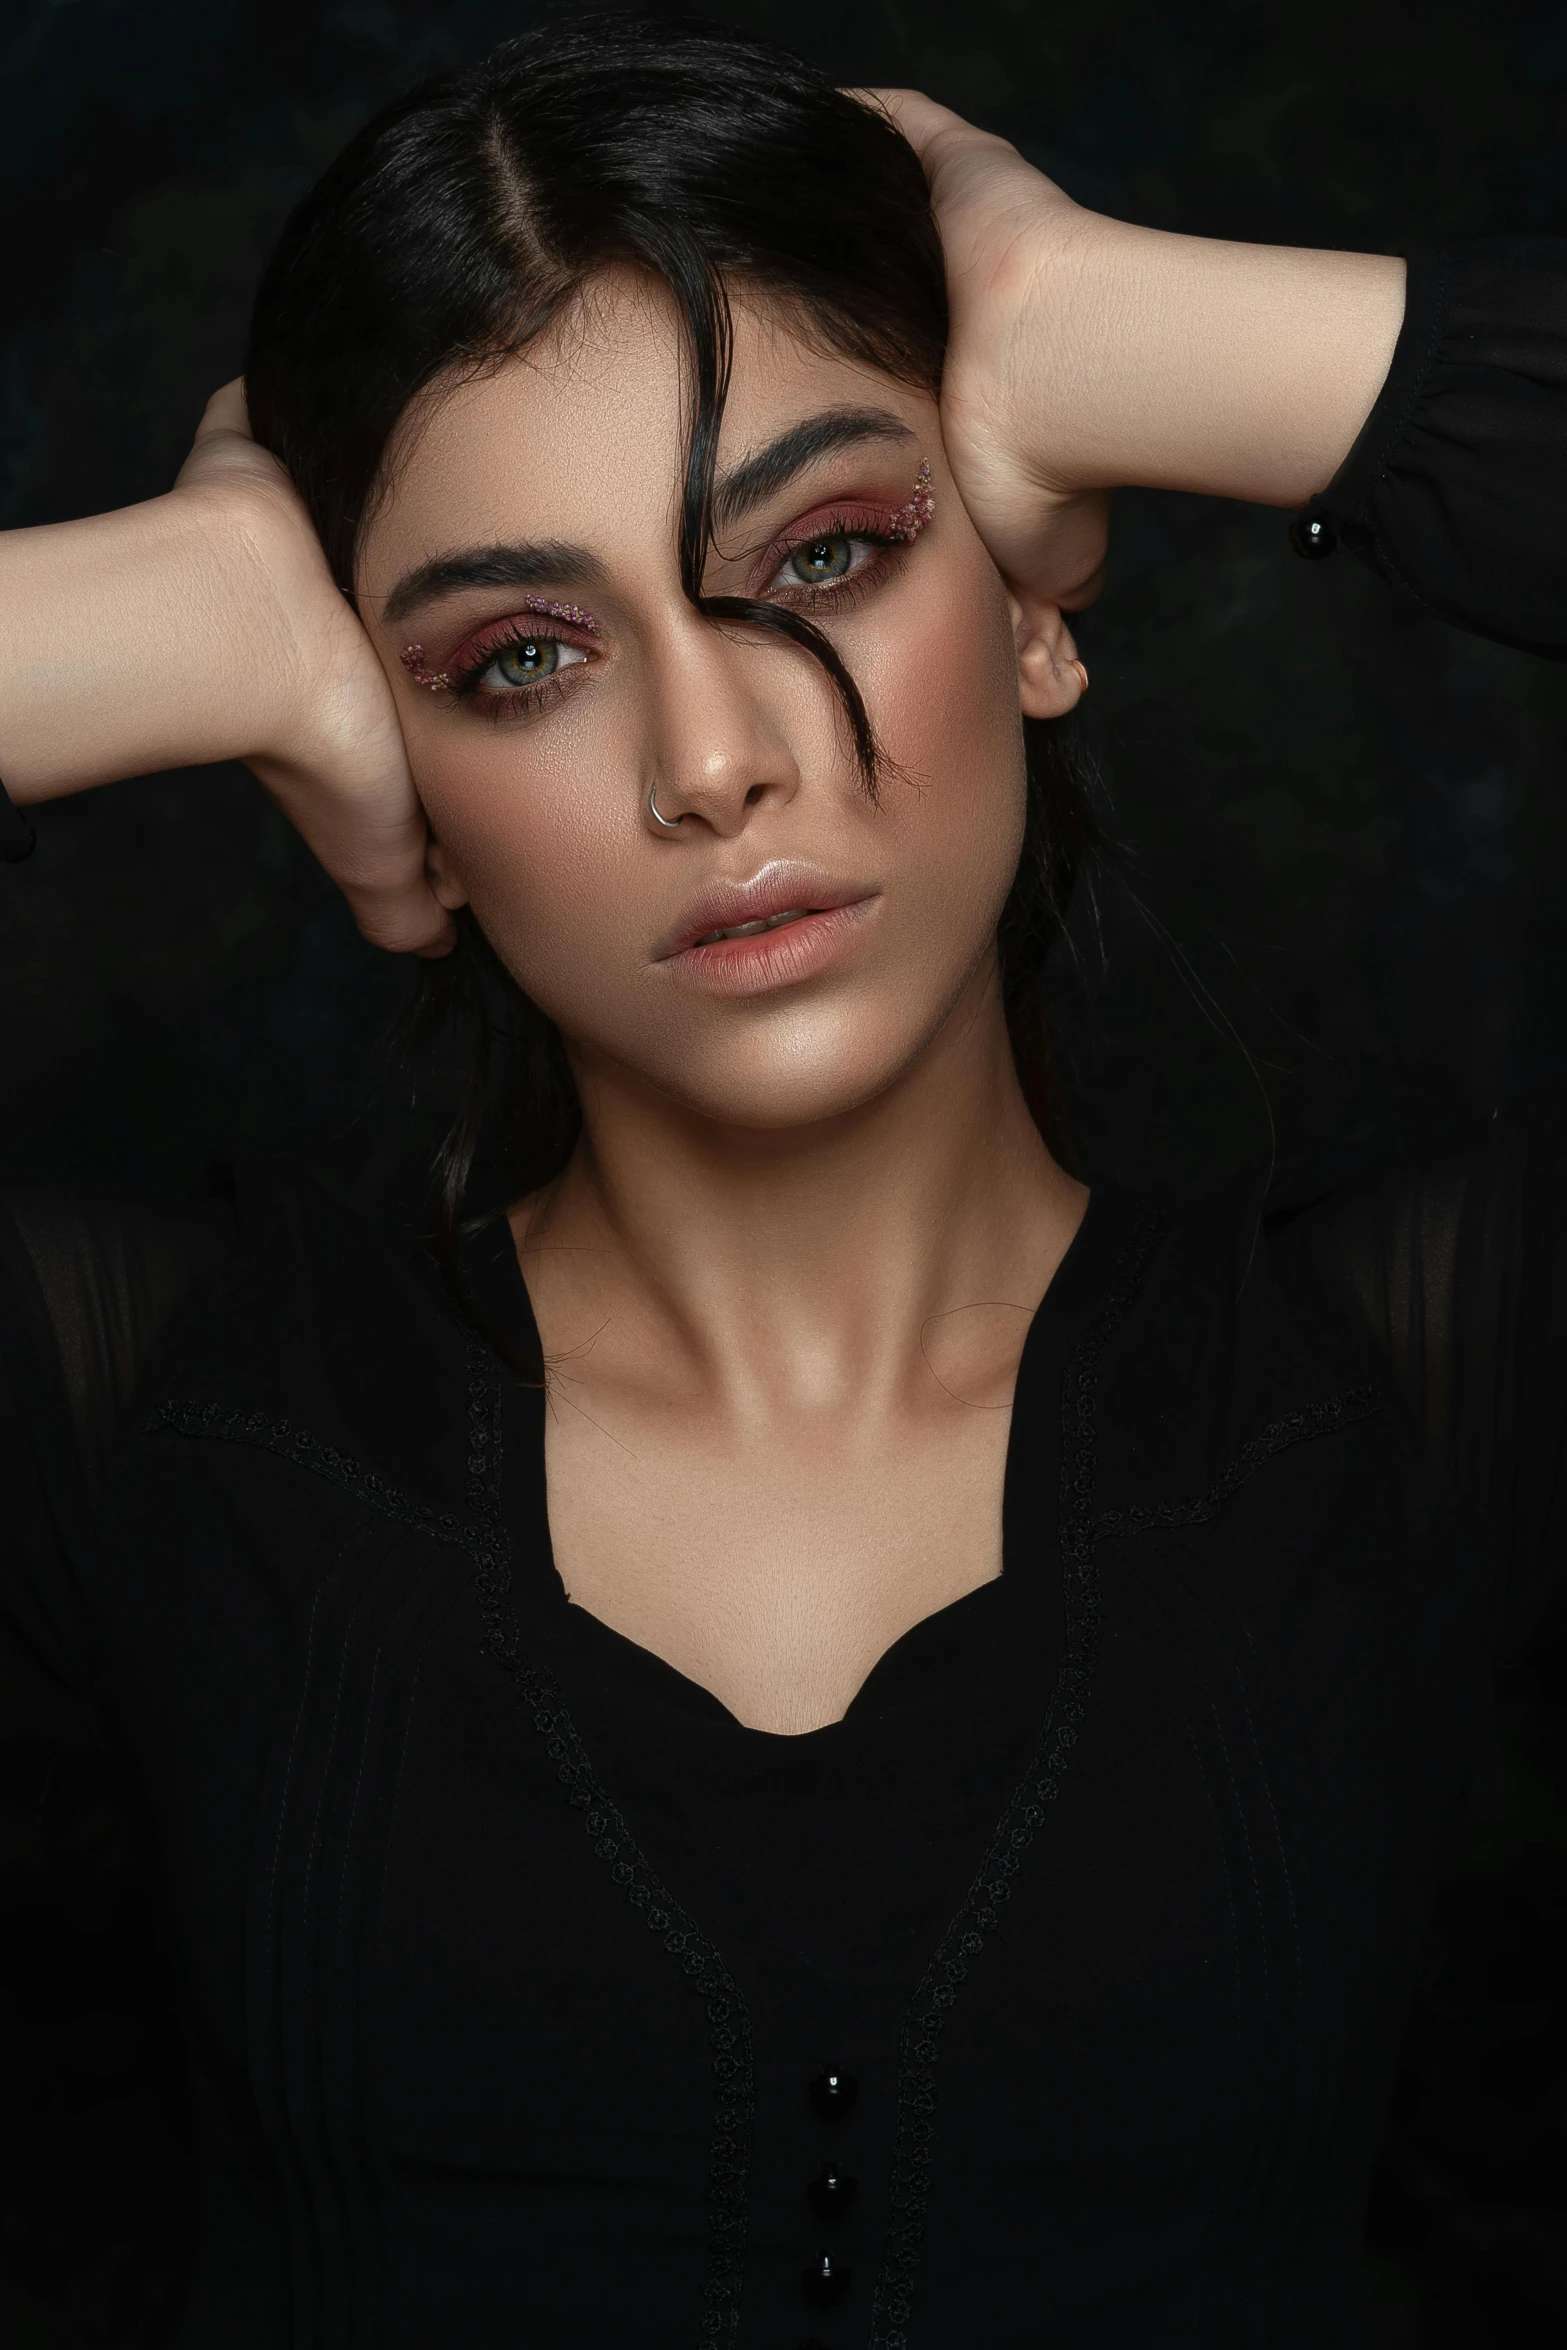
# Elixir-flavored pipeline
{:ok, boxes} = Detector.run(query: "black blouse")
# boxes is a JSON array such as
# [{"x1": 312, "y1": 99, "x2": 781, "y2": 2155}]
[{"x1": 3, "y1": 240, "x2": 1566, "y2": 2350}]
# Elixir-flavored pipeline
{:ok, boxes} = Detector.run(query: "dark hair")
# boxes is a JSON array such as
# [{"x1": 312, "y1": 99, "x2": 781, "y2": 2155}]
[{"x1": 246, "y1": 10, "x2": 1096, "y2": 1238}]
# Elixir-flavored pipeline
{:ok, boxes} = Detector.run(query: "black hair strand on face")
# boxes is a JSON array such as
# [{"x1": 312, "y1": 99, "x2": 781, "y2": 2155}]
[{"x1": 245, "y1": 10, "x2": 1099, "y2": 1299}]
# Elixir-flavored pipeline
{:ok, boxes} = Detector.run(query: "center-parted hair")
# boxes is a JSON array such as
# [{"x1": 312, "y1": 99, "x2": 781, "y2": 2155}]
[{"x1": 245, "y1": 9, "x2": 1096, "y2": 1238}]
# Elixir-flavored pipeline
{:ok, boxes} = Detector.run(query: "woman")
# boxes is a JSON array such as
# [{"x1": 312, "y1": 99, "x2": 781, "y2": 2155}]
[{"x1": 1, "y1": 15, "x2": 1562, "y2": 2345}]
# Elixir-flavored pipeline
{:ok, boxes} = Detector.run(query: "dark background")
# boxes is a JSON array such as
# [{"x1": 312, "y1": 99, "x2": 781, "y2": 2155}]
[{"x1": 2, "y1": 0, "x2": 1566, "y2": 2341}]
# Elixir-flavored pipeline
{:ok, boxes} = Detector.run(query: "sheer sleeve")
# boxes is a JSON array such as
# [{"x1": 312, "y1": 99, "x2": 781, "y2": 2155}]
[
  {"x1": 0, "y1": 1201, "x2": 240, "y2": 2338},
  {"x1": 1282, "y1": 238, "x2": 1567, "y2": 1642},
  {"x1": 1277, "y1": 1098, "x2": 1567, "y2": 1660},
  {"x1": 0, "y1": 1192, "x2": 238, "y2": 1693},
  {"x1": 1305, "y1": 239, "x2": 1567, "y2": 662}
]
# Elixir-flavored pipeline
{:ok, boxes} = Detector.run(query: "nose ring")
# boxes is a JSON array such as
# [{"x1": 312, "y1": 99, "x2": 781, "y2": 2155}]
[{"x1": 647, "y1": 780, "x2": 685, "y2": 832}]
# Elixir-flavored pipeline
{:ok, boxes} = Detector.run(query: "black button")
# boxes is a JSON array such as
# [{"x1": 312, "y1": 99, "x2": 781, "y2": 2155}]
[
  {"x1": 801, "y1": 2250, "x2": 852, "y2": 2307},
  {"x1": 1288, "y1": 512, "x2": 1337, "y2": 560},
  {"x1": 808, "y1": 2067, "x2": 858, "y2": 2117},
  {"x1": 807, "y1": 2161, "x2": 857, "y2": 2220}
]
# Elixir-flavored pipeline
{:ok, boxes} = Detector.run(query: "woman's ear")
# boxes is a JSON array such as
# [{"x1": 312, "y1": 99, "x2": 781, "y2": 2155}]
[
  {"x1": 1009, "y1": 587, "x2": 1087, "y2": 719},
  {"x1": 422, "y1": 831, "x2": 471, "y2": 913}
]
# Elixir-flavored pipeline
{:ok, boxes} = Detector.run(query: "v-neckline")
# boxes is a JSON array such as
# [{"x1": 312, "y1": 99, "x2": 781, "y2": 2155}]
[{"x1": 461, "y1": 1180, "x2": 1130, "y2": 1741}]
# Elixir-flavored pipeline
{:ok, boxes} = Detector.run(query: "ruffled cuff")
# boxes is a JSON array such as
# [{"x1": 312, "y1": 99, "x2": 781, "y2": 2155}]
[{"x1": 1295, "y1": 239, "x2": 1567, "y2": 662}]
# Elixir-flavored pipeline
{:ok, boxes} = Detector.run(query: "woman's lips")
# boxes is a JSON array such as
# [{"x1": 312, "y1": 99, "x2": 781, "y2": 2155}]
[{"x1": 659, "y1": 897, "x2": 878, "y2": 997}]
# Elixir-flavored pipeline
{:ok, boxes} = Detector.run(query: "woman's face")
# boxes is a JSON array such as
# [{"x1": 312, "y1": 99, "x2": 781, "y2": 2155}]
[{"x1": 358, "y1": 270, "x2": 1075, "y2": 1134}]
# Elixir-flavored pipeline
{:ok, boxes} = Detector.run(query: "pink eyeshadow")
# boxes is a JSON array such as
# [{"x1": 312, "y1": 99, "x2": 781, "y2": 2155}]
[{"x1": 399, "y1": 597, "x2": 602, "y2": 695}]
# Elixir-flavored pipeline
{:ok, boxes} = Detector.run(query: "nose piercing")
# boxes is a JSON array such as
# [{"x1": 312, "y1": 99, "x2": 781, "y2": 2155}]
[{"x1": 647, "y1": 780, "x2": 685, "y2": 831}]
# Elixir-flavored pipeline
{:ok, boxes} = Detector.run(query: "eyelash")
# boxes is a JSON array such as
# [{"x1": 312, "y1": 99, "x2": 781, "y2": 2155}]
[
  {"x1": 436, "y1": 512, "x2": 916, "y2": 723},
  {"x1": 761, "y1": 516, "x2": 910, "y2": 612},
  {"x1": 443, "y1": 622, "x2": 593, "y2": 723}
]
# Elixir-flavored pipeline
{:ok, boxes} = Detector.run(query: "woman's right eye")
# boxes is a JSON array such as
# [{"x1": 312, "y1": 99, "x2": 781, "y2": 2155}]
[{"x1": 476, "y1": 635, "x2": 587, "y2": 692}]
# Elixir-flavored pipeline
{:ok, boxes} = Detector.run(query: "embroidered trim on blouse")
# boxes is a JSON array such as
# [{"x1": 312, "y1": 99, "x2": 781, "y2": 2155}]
[
  {"x1": 866, "y1": 1204, "x2": 1169, "y2": 2350},
  {"x1": 868, "y1": 1213, "x2": 1382, "y2": 2349},
  {"x1": 149, "y1": 1344, "x2": 756, "y2": 2350},
  {"x1": 459, "y1": 1360, "x2": 755, "y2": 2349},
  {"x1": 1094, "y1": 1383, "x2": 1380, "y2": 1543}
]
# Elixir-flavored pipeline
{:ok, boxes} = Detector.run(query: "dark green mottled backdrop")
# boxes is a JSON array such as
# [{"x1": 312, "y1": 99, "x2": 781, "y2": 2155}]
[{"x1": 2, "y1": 1, "x2": 1565, "y2": 2343}]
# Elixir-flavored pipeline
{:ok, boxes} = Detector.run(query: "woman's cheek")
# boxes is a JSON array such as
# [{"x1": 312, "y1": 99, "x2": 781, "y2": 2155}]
[
  {"x1": 868, "y1": 564, "x2": 1028, "y2": 868},
  {"x1": 416, "y1": 734, "x2": 628, "y2": 986}
]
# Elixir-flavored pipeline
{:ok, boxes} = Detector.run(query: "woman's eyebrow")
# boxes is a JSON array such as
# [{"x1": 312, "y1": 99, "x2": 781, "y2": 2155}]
[
  {"x1": 712, "y1": 406, "x2": 915, "y2": 532},
  {"x1": 380, "y1": 540, "x2": 607, "y2": 626},
  {"x1": 377, "y1": 413, "x2": 910, "y2": 620}
]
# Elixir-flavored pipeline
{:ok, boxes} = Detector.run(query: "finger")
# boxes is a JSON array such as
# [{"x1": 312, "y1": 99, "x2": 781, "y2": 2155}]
[
  {"x1": 847, "y1": 85, "x2": 976, "y2": 165},
  {"x1": 344, "y1": 877, "x2": 458, "y2": 957},
  {"x1": 995, "y1": 494, "x2": 1111, "y2": 616},
  {"x1": 177, "y1": 385, "x2": 292, "y2": 499},
  {"x1": 321, "y1": 831, "x2": 459, "y2": 954},
  {"x1": 1059, "y1": 562, "x2": 1108, "y2": 614},
  {"x1": 246, "y1": 746, "x2": 456, "y2": 956},
  {"x1": 1053, "y1": 491, "x2": 1113, "y2": 612},
  {"x1": 192, "y1": 378, "x2": 252, "y2": 445}
]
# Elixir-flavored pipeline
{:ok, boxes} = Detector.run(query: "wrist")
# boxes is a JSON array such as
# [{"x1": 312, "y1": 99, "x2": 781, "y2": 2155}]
[
  {"x1": 996, "y1": 206, "x2": 1197, "y2": 495},
  {"x1": 173, "y1": 477, "x2": 327, "y2": 762},
  {"x1": 0, "y1": 483, "x2": 304, "y2": 800}
]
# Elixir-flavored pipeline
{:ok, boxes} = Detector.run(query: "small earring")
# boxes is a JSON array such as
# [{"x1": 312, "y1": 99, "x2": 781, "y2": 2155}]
[
  {"x1": 1069, "y1": 658, "x2": 1090, "y2": 695},
  {"x1": 647, "y1": 779, "x2": 685, "y2": 832}
]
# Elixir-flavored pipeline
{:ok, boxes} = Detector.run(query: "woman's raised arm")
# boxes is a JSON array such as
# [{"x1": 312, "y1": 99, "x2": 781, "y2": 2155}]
[
  {"x1": 885, "y1": 85, "x2": 1567, "y2": 667},
  {"x1": 872, "y1": 89, "x2": 1406, "y2": 611},
  {"x1": 0, "y1": 383, "x2": 453, "y2": 954}
]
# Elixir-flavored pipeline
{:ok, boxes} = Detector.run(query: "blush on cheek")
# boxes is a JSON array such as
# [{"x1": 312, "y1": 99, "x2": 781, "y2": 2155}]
[
  {"x1": 417, "y1": 736, "x2": 641, "y2": 1014},
  {"x1": 867, "y1": 560, "x2": 1026, "y2": 852}
]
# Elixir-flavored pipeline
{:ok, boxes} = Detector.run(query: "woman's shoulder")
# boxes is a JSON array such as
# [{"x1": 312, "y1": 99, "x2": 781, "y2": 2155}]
[
  {"x1": 110, "y1": 1165, "x2": 481, "y2": 1510},
  {"x1": 1, "y1": 1187, "x2": 241, "y2": 1490},
  {"x1": 1050, "y1": 1169, "x2": 1390, "y2": 1517}
]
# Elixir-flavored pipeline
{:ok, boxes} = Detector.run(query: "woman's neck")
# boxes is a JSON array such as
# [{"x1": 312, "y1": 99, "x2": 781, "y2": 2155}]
[{"x1": 510, "y1": 970, "x2": 1087, "y2": 1422}]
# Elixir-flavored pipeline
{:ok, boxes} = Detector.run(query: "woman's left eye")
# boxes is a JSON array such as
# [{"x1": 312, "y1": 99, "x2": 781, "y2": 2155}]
[
  {"x1": 783, "y1": 532, "x2": 857, "y2": 587},
  {"x1": 475, "y1": 635, "x2": 588, "y2": 692}
]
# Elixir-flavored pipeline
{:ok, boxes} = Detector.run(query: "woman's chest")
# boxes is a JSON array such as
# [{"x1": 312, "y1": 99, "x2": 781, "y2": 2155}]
[{"x1": 541, "y1": 1391, "x2": 1015, "y2": 1732}]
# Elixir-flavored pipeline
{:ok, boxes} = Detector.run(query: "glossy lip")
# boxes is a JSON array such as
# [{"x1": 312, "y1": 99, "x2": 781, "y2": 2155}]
[{"x1": 654, "y1": 861, "x2": 881, "y2": 998}]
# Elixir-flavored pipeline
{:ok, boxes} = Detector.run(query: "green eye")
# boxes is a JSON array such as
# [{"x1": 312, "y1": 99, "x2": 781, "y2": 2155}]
[
  {"x1": 493, "y1": 637, "x2": 559, "y2": 685},
  {"x1": 788, "y1": 534, "x2": 854, "y2": 586}
]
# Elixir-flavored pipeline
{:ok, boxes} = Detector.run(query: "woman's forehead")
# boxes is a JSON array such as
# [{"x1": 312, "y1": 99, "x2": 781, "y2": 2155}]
[{"x1": 360, "y1": 272, "x2": 932, "y2": 581}]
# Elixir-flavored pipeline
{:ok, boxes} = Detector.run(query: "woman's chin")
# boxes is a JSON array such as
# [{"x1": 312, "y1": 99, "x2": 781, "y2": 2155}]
[
  {"x1": 554, "y1": 953, "x2": 1002, "y2": 1143},
  {"x1": 580, "y1": 1025, "x2": 937, "y2": 1141}
]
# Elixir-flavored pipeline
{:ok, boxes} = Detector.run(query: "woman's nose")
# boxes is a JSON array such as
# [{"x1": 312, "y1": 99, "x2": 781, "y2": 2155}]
[{"x1": 640, "y1": 617, "x2": 806, "y2": 838}]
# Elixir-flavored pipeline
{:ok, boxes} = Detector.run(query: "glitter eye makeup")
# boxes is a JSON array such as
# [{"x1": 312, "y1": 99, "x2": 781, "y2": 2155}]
[
  {"x1": 399, "y1": 596, "x2": 602, "y2": 695},
  {"x1": 400, "y1": 644, "x2": 451, "y2": 691},
  {"x1": 762, "y1": 458, "x2": 937, "y2": 605},
  {"x1": 397, "y1": 469, "x2": 930, "y2": 705},
  {"x1": 519, "y1": 597, "x2": 600, "y2": 633},
  {"x1": 887, "y1": 459, "x2": 936, "y2": 543}
]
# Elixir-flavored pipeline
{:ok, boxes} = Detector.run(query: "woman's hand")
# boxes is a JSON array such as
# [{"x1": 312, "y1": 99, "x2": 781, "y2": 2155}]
[
  {"x1": 863, "y1": 89, "x2": 1112, "y2": 613},
  {"x1": 867, "y1": 89, "x2": 1406, "y2": 612},
  {"x1": 0, "y1": 382, "x2": 452, "y2": 955},
  {"x1": 174, "y1": 384, "x2": 452, "y2": 955}
]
